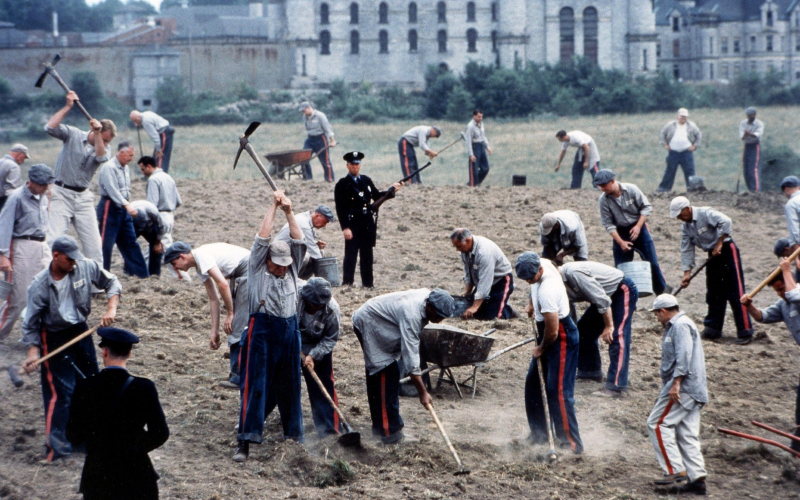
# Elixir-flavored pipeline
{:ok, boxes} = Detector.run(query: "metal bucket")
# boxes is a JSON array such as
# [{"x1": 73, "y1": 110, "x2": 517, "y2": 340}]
[
  {"x1": 616, "y1": 249, "x2": 653, "y2": 297},
  {"x1": 314, "y1": 256, "x2": 341, "y2": 287},
  {"x1": 0, "y1": 280, "x2": 12, "y2": 303}
]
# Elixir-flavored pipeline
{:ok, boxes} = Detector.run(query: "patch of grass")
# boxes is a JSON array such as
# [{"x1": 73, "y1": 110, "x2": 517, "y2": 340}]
[{"x1": 313, "y1": 458, "x2": 356, "y2": 488}]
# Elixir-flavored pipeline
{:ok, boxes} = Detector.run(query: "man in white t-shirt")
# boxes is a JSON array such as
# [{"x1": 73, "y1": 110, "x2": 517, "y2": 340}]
[
  {"x1": 555, "y1": 130, "x2": 601, "y2": 189},
  {"x1": 658, "y1": 108, "x2": 702, "y2": 192},
  {"x1": 515, "y1": 251, "x2": 584, "y2": 454}
]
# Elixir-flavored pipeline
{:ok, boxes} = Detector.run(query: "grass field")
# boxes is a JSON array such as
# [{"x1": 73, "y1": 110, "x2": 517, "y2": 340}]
[{"x1": 4, "y1": 106, "x2": 799, "y2": 191}]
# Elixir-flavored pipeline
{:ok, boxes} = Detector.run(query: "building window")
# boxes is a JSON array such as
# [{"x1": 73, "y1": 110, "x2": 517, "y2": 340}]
[
  {"x1": 642, "y1": 49, "x2": 648, "y2": 70},
  {"x1": 350, "y1": 30, "x2": 360, "y2": 53},
  {"x1": 559, "y1": 7, "x2": 575, "y2": 62},
  {"x1": 408, "y1": 2, "x2": 417, "y2": 23},
  {"x1": 767, "y1": 10, "x2": 774, "y2": 27},
  {"x1": 796, "y1": 35, "x2": 800, "y2": 52},
  {"x1": 467, "y1": 28, "x2": 478, "y2": 52},
  {"x1": 583, "y1": 7, "x2": 598, "y2": 64},
  {"x1": 673, "y1": 63, "x2": 680, "y2": 79},
  {"x1": 467, "y1": 2, "x2": 476, "y2": 22},
  {"x1": 734, "y1": 63, "x2": 741, "y2": 76},
  {"x1": 721, "y1": 36, "x2": 728, "y2": 53},
  {"x1": 379, "y1": 2, "x2": 389, "y2": 23},
  {"x1": 437, "y1": 1, "x2": 446, "y2": 23},
  {"x1": 437, "y1": 29, "x2": 447, "y2": 52},
  {"x1": 350, "y1": 3, "x2": 359, "y2": 24},
  {"x1": 408, "y1": 29, "x2": 418, "y2": 51},
  {"x1": 767, "y1": 35, "x2": 773, "y2": 52},
  {"x1": 673, "y1": 39, "x2": 680, "y2": 57},
  {"x1": 491, "y1": 30, "x2": 497, "y2": 52},
  {"x1": 656, "y1": 42, "x2": 661, "y2": 57},
  {"x1": 709, "y1": 63, "x2": 714, "y2": 80},
  {"x1": 708, "y1": 36, "x2": 713, "y2": 55},
  {"x1": 320, "y1": 30, "x2": 331, "y2": 54},
  {"x1": 721, "y1": 63, "x2": 728, "y2": 78},
  {"x1": 750, "y1": 35, "x2": 756, "y2": 51},
  {"x1": 379, "y1": 29, "x2": 389, "y2": 53},
  {"x1": 734, "y1": 38, "x2": 740, "y2": 53},
  {"x1": 672, "y1": 16, "x2": 680, "y2": 32},
  {"x1": 491, "y1": 2, "x2": 498, "y2": 21},
  {"x1": 320, "y1": 3, "x2": 329, "y2": 24}
]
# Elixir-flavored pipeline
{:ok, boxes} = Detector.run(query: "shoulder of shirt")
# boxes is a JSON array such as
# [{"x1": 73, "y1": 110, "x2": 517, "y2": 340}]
[{"x1": 30, "y1": 268, "x2": 51, "y2": 289}]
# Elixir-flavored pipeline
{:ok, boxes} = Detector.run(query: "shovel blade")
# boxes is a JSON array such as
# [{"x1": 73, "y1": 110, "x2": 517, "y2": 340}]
[
  {"x1": 453, "y1": 469, "x2": 471, "y2": 476},
  {"x1": 8, "y1": 364, "x2": 23, "y2": 387},
  {"x1": 337, "y1": 431, "x2": 361, "y2": 448}
]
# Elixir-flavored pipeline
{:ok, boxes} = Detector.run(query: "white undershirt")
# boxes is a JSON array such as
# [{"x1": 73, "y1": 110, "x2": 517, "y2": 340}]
[{"x1": 669, "y1": 123, "x2": 692, "y2": 152}]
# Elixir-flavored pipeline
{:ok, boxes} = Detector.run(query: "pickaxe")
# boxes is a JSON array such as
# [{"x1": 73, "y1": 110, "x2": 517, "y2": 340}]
[
  {"x1": 34, "y1": 54, "x2": 93, "y2": 121},
  {"x1": 233, "y1": 122, "x2": 279, "y2": 191}
]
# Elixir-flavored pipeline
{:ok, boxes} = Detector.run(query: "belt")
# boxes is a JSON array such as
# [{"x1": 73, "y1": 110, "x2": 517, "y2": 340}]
[
  {"x1": 55, "y1": 181, "x2": 87, "y2": 193},
  {"x1": 15, "y1": 235, "x2": 46, "y2": 242},
  {"x1": 159, "y1": 210, "x2": 173, "y2": 213}
]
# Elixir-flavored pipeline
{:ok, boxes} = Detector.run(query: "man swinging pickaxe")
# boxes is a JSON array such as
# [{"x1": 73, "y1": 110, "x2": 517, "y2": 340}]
[
  {"x1": 35, "y1": 54, "x2": 93, "y2": 122},
  {"x1": 234, "y1": 122, "x2": 280, "y2": 191}
]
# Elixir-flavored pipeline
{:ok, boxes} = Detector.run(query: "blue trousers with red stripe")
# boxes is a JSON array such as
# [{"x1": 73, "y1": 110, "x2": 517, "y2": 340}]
[
  {"x1": 526, "y1": 316, "x2": 583, "y2": 453},
  {"x1": 398, "y1": 138, "x2": 422, "y2": 184},
  {"x1": 576, "y1": 276, "x2": 639, "y2": 392},
  {"x1": 703, "y1": 240, "x2": 753, "y2": 339},
  {"x1": 473, "y1": 273, "x2": 515, "y2": 320},
  {"x1": 743, "y1": 142, "x2": 761, "y2": 193},
  {"x1": 365, "y1": 361, "x2": 404, "y2": 443},
  {"x1": 570, "y1": 149, "x2": 599, "y2": 189},
  {"x1": 96, "y1": 197, "x2": 149, "y2": 278},
  {"x1": 302, "y1": 134, "x2": 335, "y2": 182},
  {"x1": 468, "y1": 142, "x2": 490, "y2": 187}
]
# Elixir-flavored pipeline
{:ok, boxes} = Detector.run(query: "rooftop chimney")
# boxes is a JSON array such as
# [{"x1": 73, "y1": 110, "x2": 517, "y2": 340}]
[
  {"x1": 52, "y1": 11, "x2": 59, "y2": 38},
  {"x1": 181, "y1": 0, "x2": 189, "y2": 8},
  {"x1": 249, "y1": 1, "x2": 263, "y2": 18}
]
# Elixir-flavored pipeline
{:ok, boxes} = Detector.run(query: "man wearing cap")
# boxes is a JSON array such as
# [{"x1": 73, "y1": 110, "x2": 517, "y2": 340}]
[
  {"x1": 515, "y1": 251, "x2": 583, "y2": 453},
  {"x1": 352, "y1": 288, "x2": 454, "y2": 444},
  {"x1": 67, "y1": 327, "x2": 169, "y2": 500},
  {"x1": 399, "y1": 125, "x2": 441, "y2": 184},
  {"x1": 0, "y1": 144, "x2": 28, "y2": 211},
  {"x1": 555, "y1": 130, "x2": 601, "y2": 189},
  {"x1": 129, "y1": 200, "x2": 167, "y2": 277},
  {"x1": 130, "y1": 110, "x2": 175, "y2": 173},
  {"x1": 21, "y1": 235, "x2": 121, "y2": 461},
  {"x1": 334, "y1": 151, "x2": 403, "y2": 288},
  {"x1": 466, "y1": 109, "x2": 492, "y2": 187},
  {"x1": 96, "y1": 142, "x2": 149, "y2": 279},
  {"x1": 0, "y1": 164, "x2": 54, "y2": 341},
  {"x1": 739, "y1": 107, "x2": 764, "y2": 193},
  {"x1": 671, "y1": 196, "x2": 753, "y2": 344},
  {"x1": 773, "y1": 237, "x2": 800, "y2": 283},
  {"x1": 561, "y1": 261, "x2": 638, "y2": 396},
  {"x1": 139, "y1": 155, "x2": 182, "y2": 268},
  {"x1": 658, "y1": 108, "x2": 702, "y2": 192},
  {"x1": 235, "y1": 190, "x2": 307, "y2": 461},
  {"x1": 597, "y1": 169, "x2": 669, "y2": 295},
  {"x1": 539, "y1": 210, "x2": 588, "y2": 265},
  {"x1": 299, "y1": 102, "x2": 336, "y2": 182},
  {"x1": 451, "y1": 228, "x2": 515, "y2": 320},
  {"x1": 275, "y1": 205, "x2": 335, "y2": 279},
  {"x1": 781, "y1": 176, "x2": 800, "y2": 259},
  {"x1": 647, "y1": 293, "x2": 708, "y2": 495},
  {"x1": 46, "y1": 90, "x2": 116, "y2": 267}
]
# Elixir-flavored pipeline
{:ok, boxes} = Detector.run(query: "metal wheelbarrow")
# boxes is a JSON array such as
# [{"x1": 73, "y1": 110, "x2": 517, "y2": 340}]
[{"x1": 265, "y1": 145, "x2": 333, "y2": 180}]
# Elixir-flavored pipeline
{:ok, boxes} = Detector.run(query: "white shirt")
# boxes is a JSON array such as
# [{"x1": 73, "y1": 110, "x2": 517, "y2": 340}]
[
  {"x1": 529, "y1": 259, "x2": 571, "y2": 322},
  {"x1": 669, "y1": 123, "x2": 692, "y2": 152},
  {"x1": 562, "y1": 130, "x2": 601, "y2": 166},
  {"x1": 192, "y1": 243, "x2": 250, "y2": 282}
]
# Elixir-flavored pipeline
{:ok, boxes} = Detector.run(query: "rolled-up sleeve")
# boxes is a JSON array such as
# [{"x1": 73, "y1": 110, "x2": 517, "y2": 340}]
[
  {"x1": 474, "y1": 254, "x2": 494, "y2": 301},
  {"x1": 671, "y1": 325, "x2": 694, "y2": 378},
  {"x1": 418, "y1": 128, "x2": 431, "y2": 151},
  {"x1": 759, "y1": 301, "x2": 785, "y2": 324},
  {"x1": 290, "y1": 237, "x2": 308, "y2": 275},
  {"x1": 635, "y1": 188, "x2": 652, "y2": 217},
  {"x1": 681, "y1": 226, "x2": 695, "y2": 271},
  {"x1": 0, "y1": 196, "x2": 17, "y2": 255},
  {"x1": 573, "y1": 273, "x2": 612, "y2": 314},
  {"x1": 599, "y1": 199, "x2": 616, "y2": 233},
  {"x1": 399, "y1": 315, "x2": 424, "y2": 376},
  {"x1": 708, "y1": 209, "x2": 732, "y2": 236},
  {"x1": 21, "y1": 281, "x2": 48, "y2": 347},
  {"x1": 89, "y1": 260, "x2": 122, "y2": 298},
  {"x1": 45, "y1": 124, "x2": 70, "y2": 141},
  {"x1": 320, "y1": 114, "x2": 334, "y2": 139}
]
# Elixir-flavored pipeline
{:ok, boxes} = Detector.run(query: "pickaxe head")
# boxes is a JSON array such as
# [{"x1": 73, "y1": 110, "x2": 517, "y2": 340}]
[
  {"x1": 233, "y1": 121, "x2": 261, "y2": 170},
  {"x1": 35, "y1": 54, "x2": 62, "y2": 89}
]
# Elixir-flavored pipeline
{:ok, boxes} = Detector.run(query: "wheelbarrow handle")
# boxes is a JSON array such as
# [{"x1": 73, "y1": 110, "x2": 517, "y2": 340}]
[
  {"x1": 717, "y1": 427, "x2": 800, "y2": 459},
  {"x1": 399, "y1": 364, "x2": 438, "y2": 384}
]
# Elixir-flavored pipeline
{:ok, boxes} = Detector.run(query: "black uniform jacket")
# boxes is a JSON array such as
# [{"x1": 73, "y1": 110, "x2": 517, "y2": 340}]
[
  {"x1": 67, "y1": 367, "x2": 169, "y2": 500},
  {"x1": 334, "y1": 174, "x2": 393, "y2": 234}
]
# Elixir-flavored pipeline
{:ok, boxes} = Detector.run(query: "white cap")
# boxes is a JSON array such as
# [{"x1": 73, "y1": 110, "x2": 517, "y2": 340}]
[
  {"x1": 650, "y1": 294, "x2": 679, "y2": 311},
  {"x1": 678, "y1": 108, "x2": 689, "y2": 117},
  {"x1": 669, "y1": 196, "x2": 691, "y2": 218}
]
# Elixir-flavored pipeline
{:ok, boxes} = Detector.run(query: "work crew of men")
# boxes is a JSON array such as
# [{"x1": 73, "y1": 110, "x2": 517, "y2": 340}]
[
  {"x1": 539, "y1": 210, "x2": 589, "y2": 264},
  {"x1": 0, "y1": 164, "x2": 54, "y2": 341},
  {"x1": 597, "y1": 169, "x2": 669, "y2": 295},
  {"x1": 299, "y1": 102, "x2": 336, "y2": 182},
  {"x1": 516, "y1": 252, "x2": 583, "y2": 454},
  {"x1": 561, "y1": 261, "x2": 639, "y2": 396},
  {"x1": 555, "y1": 130, "x2": 601, "y2": 189},
  {"x1": 46, "y1": 91, "x2": 116, "y2": 267},
  {"x1": 658, "y1": 108, "x2": 702, "y2": 192},
  {"x1": 334, "y1": 151, "x2": 402, "y2": 288},
  {"x1": 671, "y1": 196, "x2": 753, "y2": 344},
  {"x1": 465, "y1": 109, "x2": 492, "y2": 187},
  {"x1": 130, "y1": 110, "x2": 175, "y2": 173},
  {"x1": 97, "y1": 142, "x2": 149, "y2": 278},
  {"x1": 139, "y1": 155, "x2": 183, "y2": 277},
  {"x1": 67, "y1": 327, "x2": 169, "y2": 500},
  {"x1": 128, "y1": 200, "x2": 167, "y2": 277},
  {"x1": 451, "y1": 228, "x2": 515, "y2": 320},
  {"x1": 647, "y1": 294, "x2": 708, "y2": 495},
  {"x1": 0, "y1": 143, "x2": 28, "y2": 211},
  {"x1": 739, "y1": 107, "x2": 764, "y2": 193},
  {"x1": 235, "y1": 190, "x2": 306, "y2": 462},
  {"x1": 21, "y1": 235, "x2": 121, "y2": 461},
  {"x1": 352, "y1": 288, "x2": 454, "y2": 444},
  {"x1": 275, "y1": 205, "x2": 336, "y2": 280},
  {"x1": 399, "y1": 125, "x2": 441, "y2": 184}
]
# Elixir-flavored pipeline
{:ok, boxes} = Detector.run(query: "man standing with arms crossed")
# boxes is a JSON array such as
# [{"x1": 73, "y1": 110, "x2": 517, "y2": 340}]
[
  {"x1": 739, "y1": 107, "x2": 763, "y2": 193},
  {"x1": 130, "y1": 110, "x2": 175, "y2": 173},
  {"x1": 466, "y1": 109, "x2": 492, "y2": 187},
  {"x1": 398, "y1": 125, "x2": 441, "y2": 184},
  {"x1": 0, "y1": 144, "x2": 28, "y2": 211},
  {"x1": 658, "y1": 108, "x2": 701, "y2": 192},
  {"x1": 299, "y1": 102, "x2": 336, "y2": 182}
]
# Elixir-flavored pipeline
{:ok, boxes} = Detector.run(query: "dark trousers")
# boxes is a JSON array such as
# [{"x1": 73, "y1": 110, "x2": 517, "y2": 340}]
[
  {"x1": 154, "y1": 126, "x2": 174, "y2": 174},
  {"x1": 658, "y1": 150, "x2": 695, "y2": 192},
  {"x1": 302, "y1": 134, "x2": 334, "y2": 182},
  {"x1": 576, "y1": 277, "x2": 639, "y2": 391},
  {"x1": 131, "y1": 227, "x2": 162, "y2": 277},
  {"x1": 703, "y1": 241, "x2": 753, "y2": 339},
  {"x1": 237, "y1": 313, "x2": 304, "y2": 443},
  {"x1": 398, "y1": 138, "x2": 421, "y2": 184},
  {"x1": 743, "y1": 142, "x2": 761, "y2": 193},
  {"x1": 794, "y1": 373, "x2": 800, "y2": 452},
  {"x1": 0, "y1": 196, "x2": 6, "y2": 212},
  {"x1": 41, "y1": 322, "x2": 99, "y2": 461},
  {"x1": 301, "y1": 352, "x2": 345, "y2": 437},
  {"x1": 229, "y1": 340, "x2": 241, "y2": 385},
  {"x1": 474, "y1": 273, "x2": 515, "y2": 320},
  {"x1": 570, "y1": 149, "x2": 599, "y2": 189},
  {"x1": 612, "y1": 224, "x2": 668, "y2": 295},
  {"x1": 366, "y1": 361, "x2": 404, "y2": 443},
  {"x1": 468, "y1": 142, "x2": 490, "y2": 187},
  {"x1": 96, "y1": 197, "x2": 149, "y2": 278},
  {"x1": 342, "y1": 228, "x2": 374, "y2": 287},
  {"x1": 525, "y1": 316, "x2": 583, "y2": 453}
]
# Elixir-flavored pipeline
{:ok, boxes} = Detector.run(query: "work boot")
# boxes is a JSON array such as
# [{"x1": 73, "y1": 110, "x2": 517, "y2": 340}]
[
  {"x1": 653, "y1": 471, "x2": 687, "y2": 485},
  {"x1": 219, "y1": 380, "x2": 239, "y2": 390},
  {"x1": 668, "y1": 477, "x2": 706, "y2": 495},
  {"x1": 734, "y1": 336, "x2": 752, "y2": 345},
  {"x1": 233, "y1": 441, "x2": 249, "y2": 462},
  {"x1": 700, "y1": 328, "x2": 721, "y2": 341}
]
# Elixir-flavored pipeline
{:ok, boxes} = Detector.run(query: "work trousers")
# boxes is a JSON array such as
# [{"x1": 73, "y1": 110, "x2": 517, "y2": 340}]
[
  {"x1": 302, "y1": 134, "x2": 334, "y2": 182},
  {"x1": 398, "y1": 138, "x2": 422, "y2": 184},
  {"x1": 154, "y1": 126, "x2": 174, "y2": 173},
  {"x1": 0, "y1": 239, "x2": 47, "y2": 341},
  {"x1": 48, "y1": 185, "x2": 103, "y2": 265},
  {"x1": 301, "y1": 352, "x2": 345, "y2": 437},
  {"x1": 0, "y1": 196, "x2": 6, "y2": 211},
  {"x1": 96, "y1": 197, "x2": 149, "y2": 278},
  {"x1": 576, "y1": 276, "x2": 639, "y2": 392},
  {"x1": 473, "y1": 273, "x2": 515, "y2": 320},
  {"x1": 366, "y1": 361, "x2": 404, "y2": 443},
  {"x1": 342, "y1": 226, "x2": 374, "y2": 287},
  {"x1": 743, "y1": 142, "x2": 761, "y2": 193},
  {"x1": 525, "y1": 316, "x2": 583, "y2": 453},
  {"x1": 702, "y1": 241, "x2": 753, "y2": 339},
  {"x1": 237, "y1": 312, "x2": 303, "y2": 443},
  {"x1": 131, "y1": 225, "x2": 162, "y2": 277},
  {"x1": 228, "y1": 275, "x2": 249, "y2": 384},
  {"x1": 40, "y1": 322, "x2": 99, "y2": 461},
  {"x1": 647, "y1": 395, "x2": 707, "y2": 482},
  {"x1": 468, "y1": 142, "x2": 490, "y2": 187},
  {"x1": 612, "y1": 224, "x2": 668, "y2": 295},
  {"x1": 658, "y1": 150, "x2": 695, "y2": 192},
  {"x1": 570, "y1": 150, "x2": 599, "y2": 189}
]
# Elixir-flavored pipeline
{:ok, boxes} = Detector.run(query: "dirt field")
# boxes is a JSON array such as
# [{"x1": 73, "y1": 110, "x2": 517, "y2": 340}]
[{"x1": 2, "y1": 177, "x2": 800, "y2": 499}]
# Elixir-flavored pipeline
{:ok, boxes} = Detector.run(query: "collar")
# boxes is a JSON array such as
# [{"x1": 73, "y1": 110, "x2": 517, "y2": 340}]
[
  {"x1": 691, "y1": 208, "x2": 699, "y2": 222},
  {"x1": 23, "y1": 185, "x2": 37, "y2": 199},
  {"x1": 666, "y1": 311, "x2": 686, "y2": 327},
  {"x1": 468, "y1": 237, "x2": 479, "y2": 257},
  {"x1": 104, "y1": 366, "x2": 128, "y2": 371},
  {"x1": 348, "y1": 173, "x2": 361, "y2": 182},
  {"x1": 791, "y1": 191, "x2": 800, "y2": 200},
  {"x1": 113, "y1": 157, "x2": 126, "y2": 170}
]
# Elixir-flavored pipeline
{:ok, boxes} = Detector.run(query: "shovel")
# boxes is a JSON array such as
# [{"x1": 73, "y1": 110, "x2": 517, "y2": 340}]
[
  {"x1": 301, "y1": 358, "x2": 361, "y2": 448},
  {"x1": 8, "y1": 324, "x2": 100, "y2": 387},
  {"x1": 424, "y1": 402, "x2": 470, "y2": 475},
  {"x1": 673, "y1": 257, "x2": 712, "y2": 297},
  {"x1": 531, "y1": 318, "x2": 558, "y2": 462}
]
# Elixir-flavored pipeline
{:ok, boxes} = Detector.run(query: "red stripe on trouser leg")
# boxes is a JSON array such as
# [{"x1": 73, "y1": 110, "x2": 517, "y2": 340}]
[
  {"x1": 380, "y1": 372, "x2": 389, "y2": 436},
  {"x1": 557, "y1": 323, "x2": 577, "y2": 451},
  {"x1": 158, "y1": 133, "x2": 165, "y2": 169},
  {"x1": 100, "y1": 199, "x2": 111, "y2": 242},
  {"x1": 41, "y1": 328, "x2": 58, "y2": 462},
  {"x1": 331, "y1": 361, "x2": 340, "y2": 434},
  {"x1": 0, "y1": 239, "x2": 14, "y2": 331},
  {"x1": 402, "y1": 140, "x2": 410, "y2": 177},
  {"x1": 730, "y1": 243, "x2": 751, "y2": 330},
  {"x1": 655, "y1": 400, "x2": 675, "y2": 474},
  {"x1": 239, "y1": 317, "x2": 256, "y2": 428},
  {"x1": 614, "y1": 284, "x2": 630, "y2": 387},
  {"x1": 755, "y1": 144, "x2": 760, "y2": 192},
  {"x1": 496, "y1": 275, "x2": 511, "y2": 319}
]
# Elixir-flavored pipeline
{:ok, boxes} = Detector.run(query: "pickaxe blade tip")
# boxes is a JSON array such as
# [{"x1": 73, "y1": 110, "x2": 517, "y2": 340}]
[
  {"x1": 244, "y1": 121, "x2": 261, "y2": 138},
  {"x1": 52, "y1": 53, "x2": 61, "y2": 64},
  {"x1": 34, "y1": 73, "x2": 47, "y2": 88}
]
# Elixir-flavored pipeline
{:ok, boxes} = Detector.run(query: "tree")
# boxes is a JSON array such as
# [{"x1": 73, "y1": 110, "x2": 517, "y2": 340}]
[
  {"x1": 70, "y1": 71, "x2": 104, "y2": 112},
  {"x1": 155, "y1": 77, "x2": 192, "y2": 114}
]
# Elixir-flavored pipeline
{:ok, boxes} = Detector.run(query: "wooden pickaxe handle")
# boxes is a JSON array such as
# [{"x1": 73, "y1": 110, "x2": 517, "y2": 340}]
[
  {"x1": 243, "y1": 142, "x2": 279, "y2": 191},
  {"x1": 746, "y1": 246, "x2": 800, "y2": 299},
  {"x1": 435, "y1": 132, "x2": 466, "y2": 156},
  {"x1": 674, "y1": 257, "x2": 713, "y2": 296},
  {"x1": 301, "y1": 356, "x2": 353, "y2": 431},
  {"x1": 45, "y1": 68, "x2": 93, "y2": 122},
  {"x1": 19, "y1": 325, "x2": 100, "y2": 375}
]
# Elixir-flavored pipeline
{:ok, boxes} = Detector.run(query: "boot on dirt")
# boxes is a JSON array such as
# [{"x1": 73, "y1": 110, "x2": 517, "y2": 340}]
[
  {"x1": 668, "y1": 477, "x2": 706, "y2": 495},
  {"x1": 233, "y1": 441, "x2": 249, "y2": 462},
  {"x1": 653, "y1": 471, "x2": 687, "y2": 485}
]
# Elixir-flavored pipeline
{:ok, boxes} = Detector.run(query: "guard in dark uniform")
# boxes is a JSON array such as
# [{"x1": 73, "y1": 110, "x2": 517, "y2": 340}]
[
  {"x1": 334, "y1": 151, "x2": 402, "y2": 287},
  {"x1": 67, "y1": 327, "x2": 169, "y2": 500}
]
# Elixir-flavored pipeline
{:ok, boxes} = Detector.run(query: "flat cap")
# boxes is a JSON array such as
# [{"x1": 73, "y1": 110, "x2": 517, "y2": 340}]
[
  {"x1": 540, "y1": 214, "x2": 558, "y2": 236},
  {"x1": 669, "y1": 196, "x2": 691, "y2": 218},
  {"x1": 10, "y1": 143, "x2": 29, "y2": 158},
  {"x1": 745, "y1": 106, "x2": 757, "y2": 115},
  {"x1": 650, "y1": 293, "x2": 679, "y2": 311},
  {"x1": 164, "y1": 241, "x2": 192, "y2": 264},
  {"x1": 301, "y1": 277, "x2": 333, "y2": 305},
  {"x1": 677, "y1": 108, "x2": 689, "y2": 117},
  {"x1": 594, "y1": 169, "x2": 616, "y2": 186},
  {"x1": 432, "y1": 125, "x2": 442, "y2": 136},
  {"x1": 515, "y1": 251, "x2": 541, "y2": 280},
  {"x1": 343, "y1": 151, "x2": 365, "y2": 164},
  {"x1": 774, "y1": 237, "x2": 791, "y2": 257},
  {"x1": 298, "y1": 101, "x2": 311, "y2": 111},
  {"x1": 51, "y1": 235, "x2": 83, "y2": 261},
  {"x1": 269, "y1": 240, "x2": 293, "y2": 266},
  {"x1": 98, "y1": 327, "x2": 140, "y2": 346},
  {"x1": 315, "y1": 204, "x2": 336, "y2": 222},
  {"x1": 780, "y1": 176, "x2": 800, "y2": 189},
  {"x1": 427, "y1": 288, "x2": 455, "y2": 318},
  {"x1": 28, "y1": 164, "x2": 55, "y2": 185}
]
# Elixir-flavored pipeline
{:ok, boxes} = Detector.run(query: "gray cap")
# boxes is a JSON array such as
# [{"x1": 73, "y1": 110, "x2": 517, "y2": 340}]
[
  {"x1": 650, "y1": 293, "x2": 679, "y2": 311},
  {"x1": 269, "y1": 240, "x2": 293, "y2": 266},
  {"x1": 745, "y1": 106, "x2": 757, "y2": 115},
  {"x1": 540, "y1": 214, "x2": 558, "y2": 236},
  {"x1": 515, "y1": 251, "x2": 541, "y2": 280},
  {"x1": 432, "y1": 126, "x2": 442, "y2": 136},
  {"x1": 774, "y1": 237, "x2": 791, "y2": 257},
  {"x1": 10, "y1": 143, "x2": 29, "y2": 158},
  {"x1": 300, "y1": 277, "x2": 332, "y2": 305},
  {"x1": 669, "y1": 196, "x2": 691, "y2": 218},
  {"x1": 164, "y1": 241, "x2": 192, "y2": 264},
  {"x1": 51, "y1": 235, "x2": 83, "y2": 261},
  {"x1": 594, "y1": 169, "x2": 616, "y2": 186},
  {"x1": 298, "y1": 101, "x2": 311, "y2": 111},
  {"x1": 315, "y1": 205, "x2": 336, "y2": 222},
  {"x1": 427, "y1": 288, "x2": 455, "y2": 318},
  {"x1": 28, "y1": 164, "x2": 55, "y2": 185},
  {"x1": 780, "y1": 176, "x2": 800, "y2": 189},
  {"x1": 678, "y1": 108, "x2": 689, "y2": 117}
]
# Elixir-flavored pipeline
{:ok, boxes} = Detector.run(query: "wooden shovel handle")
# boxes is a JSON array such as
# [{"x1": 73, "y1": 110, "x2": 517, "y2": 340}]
[
  {"x1": 20, "y1": 325, "x2": 100, "y2": 374},
  {"x1": 425, "y1": 402, "x2": 465, "y2": 469},
  {"x1": 746, "y1": 246, "x2": 800, "y2": 299},
  {"x1": 302, "y1": 356, "x2": 351, "y2": 427}
]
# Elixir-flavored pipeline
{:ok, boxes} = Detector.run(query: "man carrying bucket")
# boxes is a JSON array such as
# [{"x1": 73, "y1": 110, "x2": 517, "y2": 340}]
[{"x1": 275, "y1": 205, "x2": 335, "y2": 280}]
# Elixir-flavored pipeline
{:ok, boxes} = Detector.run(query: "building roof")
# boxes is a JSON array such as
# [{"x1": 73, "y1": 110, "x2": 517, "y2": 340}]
[
  {"x1": 162, "y1": 4, "x2": 268, "y2": 39},
  {"x1": 654, "y1": 0, "x2": 798, "y2": 25}
]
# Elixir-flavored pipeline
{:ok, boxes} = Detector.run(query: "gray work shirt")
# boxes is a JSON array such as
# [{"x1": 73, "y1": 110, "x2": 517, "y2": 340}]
[
  {"x1": 247, "y1": 235, "x2": 306, "y2": 318},
  {"x1": 130, "y1": 200, "x2": 167, "y2": 238},
  {"x1": 21, "y1": 259, "x2": 121, "y2": 346},
  {"x1": 659, "y1": 312, "x2": 708, "y2": 406},
  {"x1": 45, "y1": 124, "x2": 109, "y2": 189},
  {"x1": 0, "y1": 185, "x2": 49, "y2": 256},
  {"x1": 680, "y1": 207, "x2": 733, "y2": 271},
  {"x1": 561, "y1": 261, "x2": 624, "y2": 314},
  {"x1": 145, "y1": 169, "x2": 182, "y2": 212},
  {"x1": 660, "y1": 120, "x2": 702, "y2": 148},
  {"x1": 0, "y1": 155, "x2": 21, "y2": 197},
  {"x1": 539, "y1": 210, "x2": 588, "y2": 260},
  {"x1": 401, "y1": 126, "x2": 433, "y2": 151},
  {"x1": 599, "y1": 182, "x2": 652, "y2": 233},
  {"x1": 97, "y1": 156, "x2": 131, "y2": 207},
  {"x1": 460, "y1": 235, "x2": 513, "y2": 301},
  {"x1": 140, "y1": 111, "x2": 170, "y2": 147},
  {"x1": 297, "y1": 281, "x2": 341, "y2": 360},
  {"x1": 785, "y1": 191, "x2": 800, "y2": 247},
  {"x1": 758, "y1": 286, "x2": 800, "y2": 346},
  {"x1": 276, "y1": 211, "x2": 322, "y2": 260},
  {"x1": 465, "y1": 119, "x2": 489, "y2": 157},
  {"x1": 739, "y1": 118, "x2": 764, "y2": 145},
  {"x1": 352, "y1": 289, "x2": 430, "y2": 376},
  {"x1": 304, "y1": 110, "x2": 334, "y2": 138}
]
